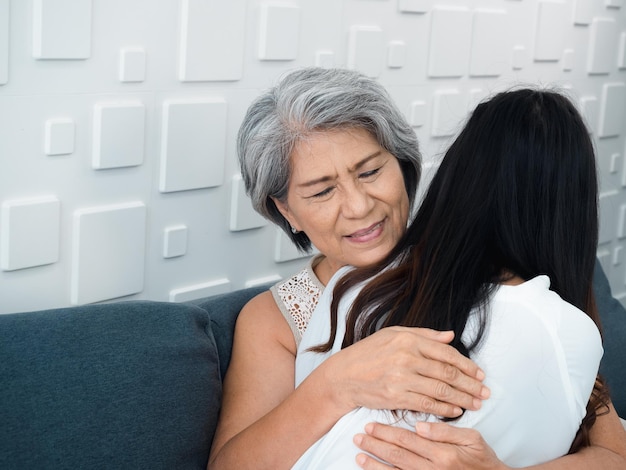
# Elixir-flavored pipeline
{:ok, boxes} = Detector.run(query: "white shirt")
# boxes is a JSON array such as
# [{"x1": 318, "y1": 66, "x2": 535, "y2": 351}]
[{"x1": 293, "y1": 267, "x2": 603, "y2": 468}]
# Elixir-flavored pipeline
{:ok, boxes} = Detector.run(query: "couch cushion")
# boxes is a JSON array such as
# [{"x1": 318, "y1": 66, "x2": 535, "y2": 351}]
[
  {"x1": 594, "y1": 260, "x2": 626, "y2": 418},
  {"x1": 0, "y1": 301, "x2": 220, "y2": 470},
  {"x1": 189, "y1": 284, "x2": 270, "y2": 380}
]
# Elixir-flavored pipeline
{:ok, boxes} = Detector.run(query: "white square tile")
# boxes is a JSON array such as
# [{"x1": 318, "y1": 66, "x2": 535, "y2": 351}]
[
  {"x1": 431, "y1": 89, "x2": 467, "y2": 137},
  {"x1": 229, "y1": 174, "x2": 267, "y2": 231},
  {"x1": 1, "y1": 196, "x2": 60, "y2": 271},
  {"x1": 0, "y1": 0, "x2": 8, "y2": 85},
  {"x1": 618, "y1": 32, "x2": 626, "y2": 69},
  {"x1": 178, "y1": 0, "x2": 246, "y2": 81},
  {"x1": 534, "y1": 1, "x2": 567, "y2": 61},
  {"x1": 274, "y1": 228, "x2": 310, "y2": 262},
  {"x1": 315, "y1": 50, "x2": 335, "y2": 68},
  {"x1": 428, "y1": 7, "x2": 471, "y2": 78},
  {"x1": 573, "y1": 0, "x2": 593, "y2": 25},
  {"x1": 159, "y1": 98, "x2": 227, "y2": 193},
  {"x1": 169, "y1": 278, "x2": 231, "y2": 302},
  {"x1": 92, "y1": 102, "x2": 145, "y2": 169},
  {"x1": 606, "y1": 0, "x2": 623, "y2": 8},
  {"x1": 119, "y1": 47, "x2": 146, "y2": 83},
  {"x1": 512, "y1": 45, "x2": 529, "y2": 70},
  {"x1": 562, "y1": 49, "x2": 575, "y2": 71},
  {"x1": 163, "y1": 225, "x2": 188, "y2": 258},
  {"x1": 258, "y1": 3, "x2": 300, "y2": 61},
  {"x1": 71, "y1": 202, "x2": 146, "y2": 305},
  {"x1": 470, "y1": 9, "x2": 508, "y2": 77},
  {"x1": 32, "y1": 0, "x2": 91, "y2": 59},
  {"x1": 387, "y1": 41, "x2": 407, "y2": 68},
  {"x1": 348, "y1": 25, "x2": 385, "y2": 78},
  {"x1": 598, "y1": 82, "x2": 626, "y2": 138},
  {"x1": 44, "y1": 118, "x2": 75, "y2": 156},
  {"x1": 579, "y1": 96, "x2": 598, "y2": 134},
  {"x1": 587, "y1": 18, "x2": 617, "y2": 75},
  {"x1": 398, "y1": 0, "x2": 431, "y2": 13},
  {"x1": 409, "y1": 100, "x2": 427, "y2": 127}
]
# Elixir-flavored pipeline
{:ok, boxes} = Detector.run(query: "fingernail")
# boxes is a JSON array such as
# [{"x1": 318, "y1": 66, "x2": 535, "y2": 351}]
[
  {"x1": 364, "y1": 422, "x2": 374, "y2": 434},
  {"x1": 356, "y1": 454, "x2": 366, "y2": 466},
  {"x1": 473, "y1": 398, "x2": 482, "y2": 410},
  {"x1": 476, "y1": 368, "x2": 486, "y2": 380},
  {"x1": 480, "y1": 386, "x2": 491, "y2": 399},
  {"x1": 453, "y1": 406, "x2": 463, "y2": 416},
  {"x1": 354, "y1": 434, "x2": 363, "y2": 446},
  {"x1": 415, "y1": 422, "x2": 431, "y2": 436}
]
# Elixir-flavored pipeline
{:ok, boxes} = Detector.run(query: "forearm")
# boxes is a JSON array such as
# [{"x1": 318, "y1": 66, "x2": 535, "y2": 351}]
[
  {"x1": 208, "y1": 365, "x2": 348, "y2": 469},
  {"x1": 524, "y1": 445, "x2": 625, "y2": 470}
]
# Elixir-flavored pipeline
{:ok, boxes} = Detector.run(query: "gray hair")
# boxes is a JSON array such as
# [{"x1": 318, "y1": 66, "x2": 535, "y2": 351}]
[{"x1": 238, "y1": 67, "x2": 422, "y2": 252}]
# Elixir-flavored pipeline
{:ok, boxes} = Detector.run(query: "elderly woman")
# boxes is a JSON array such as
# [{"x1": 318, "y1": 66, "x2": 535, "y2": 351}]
[{"x1": 208, "y1": 68, "x2": 626, "y2": 469}]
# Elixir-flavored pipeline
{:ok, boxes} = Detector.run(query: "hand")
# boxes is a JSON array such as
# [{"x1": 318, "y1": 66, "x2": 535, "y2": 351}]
[
  {"x1": 321, "y1": 326, "x2": 490, "y2": 418},
  {"x1": 353, "y1": 421, "x2": 509, "y2": 470}
]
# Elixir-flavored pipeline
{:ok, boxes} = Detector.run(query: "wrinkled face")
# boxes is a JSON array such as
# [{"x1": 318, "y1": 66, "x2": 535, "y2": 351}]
[{"x1": 273, "y1": 128, "x2": 410, "y2": 276}]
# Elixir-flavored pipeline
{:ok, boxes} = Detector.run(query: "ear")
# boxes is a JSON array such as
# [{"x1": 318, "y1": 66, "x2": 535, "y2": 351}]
[{"x1": 271, "y1": 196, "x2": 301, "y2": 232}]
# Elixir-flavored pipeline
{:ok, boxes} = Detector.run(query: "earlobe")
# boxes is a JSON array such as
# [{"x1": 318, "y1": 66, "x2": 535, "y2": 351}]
[{"x1": 271, "y1": 196, "x2": 300, "y2": 232}]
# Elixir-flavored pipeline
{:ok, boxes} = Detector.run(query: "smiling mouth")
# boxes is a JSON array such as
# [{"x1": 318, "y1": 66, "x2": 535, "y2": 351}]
[{"x1": 347, "y1": 220, "x2": 384, "y2": 239}]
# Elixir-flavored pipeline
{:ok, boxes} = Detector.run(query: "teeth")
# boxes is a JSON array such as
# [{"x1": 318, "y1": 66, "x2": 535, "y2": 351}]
[{"x1": 351, "y1": 221, "x2": 382, "y2": 237}]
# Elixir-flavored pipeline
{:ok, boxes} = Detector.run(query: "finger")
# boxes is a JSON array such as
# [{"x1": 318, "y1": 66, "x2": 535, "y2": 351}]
[
  {"x1": 402, "y1": 377, "x2": 478, "y2": 416},
  {"x1": 355, "y1": 452, "x2": 394, "y2": 470},
  {"x1": 354, "y1": 428, "x2": 432, "y2": 470},
  {"x1": 415, "y1": 421, "x2": 482, "y2": 447}
]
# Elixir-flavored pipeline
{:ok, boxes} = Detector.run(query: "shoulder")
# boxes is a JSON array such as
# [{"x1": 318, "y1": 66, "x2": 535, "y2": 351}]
[{"x1": 237, "y1": 290, "x2": 297, "y2": 355}]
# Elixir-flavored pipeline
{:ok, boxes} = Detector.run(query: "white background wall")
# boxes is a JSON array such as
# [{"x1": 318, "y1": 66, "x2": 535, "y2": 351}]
[{"x1": 1, "y1": 0, "x2": 625, "y2": 314}]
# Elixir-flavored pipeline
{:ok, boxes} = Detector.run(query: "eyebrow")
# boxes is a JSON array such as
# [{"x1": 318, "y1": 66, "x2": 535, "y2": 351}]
[{"x1": 296, "y1": 151, "x2": 383, "y2": 188}]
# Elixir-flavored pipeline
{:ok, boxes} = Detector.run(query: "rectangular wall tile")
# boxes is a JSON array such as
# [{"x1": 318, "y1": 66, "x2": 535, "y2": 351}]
[
  {"x1": 598, "y1": 82, "x2": 626, "y2": 138},
  {"x1": 470, "y1": 10, "x2": 508, "y2": 77},
  {"x1": 428, "y1": 7, "x2": 471, "y2": 77},
  {"x1": 588, "y1": 18, "x2": 618, "y2": 75},
  {"x1": 92, "y1": 102, "x2": 145, "y2": 169},
  {"x1": 258, "y1": 3, "x2": 300, "y2": 60},
  {"x1": 534, "y1": 1, "x2": 567, "y2": 61},
  {"x1": 169, "y1": 278, "x2": 231, "y2": 302},
  {"x1": 159, "y1": 98, "x2": 227, "y2": 193},
  {"x1": 348, "y1": 25, "x2": 384, "y2": 78},
  {"x1": 0, "y1": 0, "x2": 8, "y2": 85},
  {"x1": 179, "y1": 0, "x2": 246, "y2": 81},
  {"x1": 1, "y1": 196, "x2": 60, "y2": 271},
  {"x1": 33, "y1": 0, "x2": 92, "y2": 59},
  {"x1": 71, "y1": 202, "x2": 146, "y2": 305},
  {"x1": 229, "y1": 174, "x2": 267, "y2": 231}
]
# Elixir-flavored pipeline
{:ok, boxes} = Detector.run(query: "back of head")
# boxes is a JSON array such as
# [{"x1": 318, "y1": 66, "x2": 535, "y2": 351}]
[
  {"x1": 336, "y1": 87, "x2": 598, "y2": 353},
  {"x1": 237, "y1": 67, "x2": 421, "y2": 251}
]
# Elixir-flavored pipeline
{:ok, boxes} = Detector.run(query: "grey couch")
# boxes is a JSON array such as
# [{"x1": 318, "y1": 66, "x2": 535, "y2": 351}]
[{"x1": 1, "y1": 261, "x2": 624, "y2": 469}]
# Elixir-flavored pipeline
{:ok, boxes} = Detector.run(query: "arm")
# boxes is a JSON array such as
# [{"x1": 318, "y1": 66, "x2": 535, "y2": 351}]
[
  {"x1": 353, "y1": 402, "x2": 626, "y2": 469},
  {"x1": 208, "y1": 293, "x2": 489, "y2": 469}
]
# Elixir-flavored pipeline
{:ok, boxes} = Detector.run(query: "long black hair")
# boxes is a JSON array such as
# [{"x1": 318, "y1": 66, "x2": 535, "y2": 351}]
[{"x1": 314, "y1": 88, "x2": 607, "y2": 451}]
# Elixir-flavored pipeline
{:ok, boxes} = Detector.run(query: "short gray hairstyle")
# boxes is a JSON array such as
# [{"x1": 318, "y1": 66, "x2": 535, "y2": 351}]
[{"x1": 238, "y1": 67, "x2": 422, "y2": 252}]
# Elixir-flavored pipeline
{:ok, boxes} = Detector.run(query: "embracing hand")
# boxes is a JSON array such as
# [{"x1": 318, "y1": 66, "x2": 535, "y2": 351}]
[
  {"x1": 353, "y1": 421, "x2": 510, "y2": 470},
  {"x1": 320, "y1": 326, "x2": 490, "y2": 418}
]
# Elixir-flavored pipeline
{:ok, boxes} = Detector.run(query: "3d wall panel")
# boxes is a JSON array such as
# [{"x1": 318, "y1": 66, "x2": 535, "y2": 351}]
[{"x1": 1, "y1": 0, "x2": 626, "y2": 313}]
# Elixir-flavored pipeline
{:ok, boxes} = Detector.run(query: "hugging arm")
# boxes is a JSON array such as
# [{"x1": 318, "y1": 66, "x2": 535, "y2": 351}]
[
  {"x1": 208, "y1": 293, "x2": 488, "y2": 470},
  {"x1": 354, "y1": 402, "x2": 626, "y2": 470}
]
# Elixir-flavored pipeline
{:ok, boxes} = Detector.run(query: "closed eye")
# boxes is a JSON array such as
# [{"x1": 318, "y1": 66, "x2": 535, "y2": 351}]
[
  {"x1": 308, "y1": 186, "x2": 335, "y2": 199},
  {"x1": 359, "y1": 167, "x2": 381, "y2": 179}
]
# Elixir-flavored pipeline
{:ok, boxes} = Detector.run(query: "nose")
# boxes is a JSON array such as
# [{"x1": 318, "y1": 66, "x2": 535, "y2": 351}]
[{"x1": 340, "y1": 183, "x2": 374, "y2": 219}]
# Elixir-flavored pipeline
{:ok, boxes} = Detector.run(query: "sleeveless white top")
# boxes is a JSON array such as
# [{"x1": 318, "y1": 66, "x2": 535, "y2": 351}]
[
  {"x1": 292, "y1": 266, "x2": 603, "y2": 469},
  {"x1": 270, "y1": 255, "x2": 325, "y2": 347}
]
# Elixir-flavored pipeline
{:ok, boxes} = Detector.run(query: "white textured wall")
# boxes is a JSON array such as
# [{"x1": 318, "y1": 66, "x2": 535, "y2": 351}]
[{"x1": 1, "y1": 0, "x2": 625, "y2": 314}]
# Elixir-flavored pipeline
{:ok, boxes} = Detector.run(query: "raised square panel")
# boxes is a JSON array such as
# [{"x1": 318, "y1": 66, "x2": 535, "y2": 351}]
[
  {"x1": 398, "y1": 0, "x2": 431, "y2": 13},
  {"x1": 33, "y1": 0, "x2": 91, "y2": 59},
  {"x1": 579, "y1": 96, "x2": 598, "y2": 134},
  {"x1": 562, "y1": 49, "x2": 575, "y2": 71},
  {"x1": 606, "y1": 0, "x2": 623, "y2": 7},
  {"x1": 315, "y1": 50, "x2": 335, "y2": 68},
  {"x1": 159, "y1": 98, "x2": 227, "y2": 193},
  {"x1": 431, "y1": 89, "x2": 467, "y2": 138},
  {"x1": 179, "y1": 0, "x2": 246, "y2": 81},
  {"x1": 119, "y1": 47, "x2": 146, "y2": 83},
  {"x1": 387, "y1": 41, "x2": 406, "y2": 68},
  {"x1": 71, "y1": 202, "x2": 146, "y2": 305},
  {"x1": 163, "y1": 225, "x2": 188, "y2": 258},
  {"x1": 587, "y1": 18, "x2": 617, "y2": 75},
  {"x1": 428, "y1": 7, "x2": 471, "y2": 78},
  {"x1": 470, "y1": 10, "x2": 508, "y2": 77},
  {"x1": 245, "y1": 274, "x2": 281, "y2": 288},
  {"x1": 410, "y1": 100, "x2": 426, "y2": 127},
  {"x1": 511, "y1": 45, "x2": 529, "y2": 70},
  {"x1": 534, "y1": 1, "x2": 567, "y2": 61},
  {"x1": 348, "y1": 25, "x2": 384, "y2": 78},
  {"x1": 469, "y1": 88, "x2": 487, "y2": 110},
  {"x1": 599, "y1": 191, "x2": 619, "y2": 244},
  {"x1": 44, "y1": 118, "x2": 75, "y2": 155},
  {"x1": 169, "y1": 278, "x2": 231, "y2": 302},
  {"x1": 0, "y1": 0, "x2": 8, "y2": 85},
  {"x1": 92, "y1": 102, "x2": 145, "y2": 169},
  {"x1": 1, "y1": 196, "x2": 60, "y2": 271},
  {"x1": 618, "y1": 32, "x2": 626, "y2": 69},
  {"x1": 274, "y1": 228, "x2": 310, "y2": 262},
  {"x1": 258, "y1": 3, "x2": 300, "y2": 61},
  {"x1": 230, "y1": 174, "x2": 267, "y2": 231},
  {"x1": 611, "y1": 153, "x2": 622, "y2": 174},
  {"x1": 598, "y1": 82, "x2": 626, "y2": 138},
  {"x1": 618, "y1": 204, "x2": 626, "y2": 238},
  {"x1": 573, "y1": 0, "x2": 593, "y2": 25}
]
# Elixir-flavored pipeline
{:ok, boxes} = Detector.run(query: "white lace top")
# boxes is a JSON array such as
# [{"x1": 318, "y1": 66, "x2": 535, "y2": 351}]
[{"x1": 270, "y1": 255, "x2": 325, "y2": 347}]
